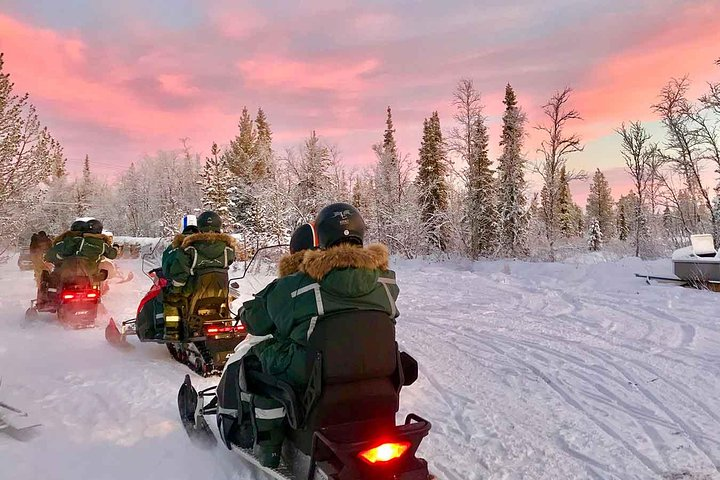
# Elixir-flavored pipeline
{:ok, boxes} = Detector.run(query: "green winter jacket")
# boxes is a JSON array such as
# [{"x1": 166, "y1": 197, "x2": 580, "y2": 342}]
[
  {"x1": 161, "y1": 234, "x2": 187, "y2": 279},
  {"x1": 44, "y1": 231, "x2": 118, "y2": 275},
  {"x1": 240, "y1": 243, "x2": 399, "y2": 387},
  {"x1": 166, "y1": 232, "x2": 237, "y2": 292}
]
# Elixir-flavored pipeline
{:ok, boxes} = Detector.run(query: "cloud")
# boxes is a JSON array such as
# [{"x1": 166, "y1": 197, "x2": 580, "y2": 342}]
[
  {"x1": 1, "y1": 0, "x2": 719, "y2": 204},
  {"x1": 238, "y1": 55, "x2": 380, "y2": 94}
]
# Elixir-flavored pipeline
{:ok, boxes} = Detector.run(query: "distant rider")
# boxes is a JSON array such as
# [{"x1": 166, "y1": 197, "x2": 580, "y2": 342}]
[
  {"x1": 44, "y1": 218, "x2": 118, "y2": 278},
  {"x1": 29, "y1": 230, "x2": 52, "y2": 287},
  {"x1": 160, "y1": 215, "x2": 199, "y2": 280},
  {"x1": 162, "y1": 211, "x2": 236, "y2": 340}
]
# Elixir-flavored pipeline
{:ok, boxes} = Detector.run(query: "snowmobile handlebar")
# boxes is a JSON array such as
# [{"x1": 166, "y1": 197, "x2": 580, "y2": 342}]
[{"x1": 228, "y1": 243, "x2": 290, "y2": 284}]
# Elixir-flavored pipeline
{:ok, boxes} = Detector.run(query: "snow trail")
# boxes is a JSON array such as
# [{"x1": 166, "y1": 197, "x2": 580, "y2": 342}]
[{"x1": 2, "y1": 255, "x2": 720, "y2": 479}]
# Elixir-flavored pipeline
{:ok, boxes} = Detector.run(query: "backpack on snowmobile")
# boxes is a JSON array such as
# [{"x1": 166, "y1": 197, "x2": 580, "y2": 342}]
[{"x1": 187, "y1": 309, "x2": 430, "y2": 480}]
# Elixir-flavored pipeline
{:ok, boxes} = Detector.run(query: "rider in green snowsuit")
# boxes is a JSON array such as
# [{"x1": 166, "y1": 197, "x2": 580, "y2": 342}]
[
  {"x1": 160, "y1": 215, "x2": 199, "y2": 280},
  {"x1": 161, "y1": 211, "x2": 236, "y2": 340},
  {"x1": 237, "y1": 203, "x2": 399, "y2": 467},
  {"x1": 45, "y1": 219, "x2": 118, "y2": 278}
]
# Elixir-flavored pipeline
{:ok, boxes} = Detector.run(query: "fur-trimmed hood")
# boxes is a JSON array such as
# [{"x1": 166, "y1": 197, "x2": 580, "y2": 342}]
[
  {"x1": 300, "y1": 243, "x2": 389, "y2": 281},
  {"x1": 52, "y1": 231, "x2": 112, "y2": 245},
  {"x1": 84, "y1": 232, "x2": 113, "y2": 245},
  {"x1": 171, "y1": 234, "x2": 186, "y2": 249},
  {"x1": 278, "y1": 251, "x2": 305, "y2": 278},
  {"x1": 181, "y1": 232, "x2": 237, "y2": 249},
  {"x1": 53, "y1": 230, "x2": 82, "y2": 244}
]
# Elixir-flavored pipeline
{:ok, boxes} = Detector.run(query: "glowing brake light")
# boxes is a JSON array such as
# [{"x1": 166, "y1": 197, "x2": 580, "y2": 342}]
[
  {"x1": 204, "y1": 325, "x2": 245, "y2": 335},
  {"x1": 61, "y1": 290, "x2": 99, "y2": 300},
  {"x1": 358, "y1": 441, "x2": 410, "y2": 464}
]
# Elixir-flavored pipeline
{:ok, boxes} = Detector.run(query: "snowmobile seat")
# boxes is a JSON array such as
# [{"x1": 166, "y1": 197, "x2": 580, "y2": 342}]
[
  {"x1": 290, "y1": 310, "x2": 401, "y2": 454},
  {"x1": 242, "y1": 310, "x2": 406, "y2": 455}
]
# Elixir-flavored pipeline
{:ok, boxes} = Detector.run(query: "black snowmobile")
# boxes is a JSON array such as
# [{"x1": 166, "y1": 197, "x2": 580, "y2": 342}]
[
  {"x1": 177, "y1": 308, "x2": 433, "y2": 480},
  {"x1": 105, "y1": 241, "x2": 248, "y2": 375},
  {"x1": 26, "y1": 258, "x2": 108, "y2": 329}
]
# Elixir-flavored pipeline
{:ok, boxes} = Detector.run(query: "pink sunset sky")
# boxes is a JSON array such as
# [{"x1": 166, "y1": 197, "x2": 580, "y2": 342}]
[{"x1": 1, "y1": 0, "x2": 719, "y2": 204}]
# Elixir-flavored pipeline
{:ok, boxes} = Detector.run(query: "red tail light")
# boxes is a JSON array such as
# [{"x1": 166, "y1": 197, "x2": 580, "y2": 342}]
[
  {"x1": 358, "y1": 441, "x2": 410, "y2": 464},
  {"x1": 61, "y1": 290, "x2": 100, "y2": 301},
  {"x1": 204, "y1": 324, "x2": 245, "y2": 335}
]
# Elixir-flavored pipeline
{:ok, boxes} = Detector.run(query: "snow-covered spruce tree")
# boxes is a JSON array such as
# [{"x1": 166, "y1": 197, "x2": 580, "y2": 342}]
[
  {"x1": 231, "y1": 108, "x2": 280, "y2": 246},
  {"x1": 416, "y1": 112, "x2": 449, "y2": 251},
  {"x1": 497, "y1": 84, "x2": 528, "y2": 257},
  {"x1": 253, "y1": 107, "x2": 273, "y2": 181},
  {"x1": 557, "y1": 166, "x2": 574, "y2": 237},
  {"x1": 586, "y1": 169, "x2": 615, "y2": 238},
  {"x1": 449, "y1": 79, "x2": 498, "y2": 258},
  {"x1": 616, "y1": 197, "x2": 631, "y2": 242},
  {"x1": 72, "y1": 155, "x2": 94, "y2": 216},
  {"x1": 372, "y1": 107, "x2": 402, "y2": 249},
  {"x1": 286, "y1": 131, "x2": 336, "y2": 223},
  {"x1": 226, "y1": 106, "x2": 256, "y2": 181},
  {"x1": 588, "y1": 219, "x2": 603, "y2": 251},
  {"x1": 536, "y1": 87, "x2": 584, "y2": 261},
  {"x1": 200, "y1": 142, "x2": 234, "y2": 228}
]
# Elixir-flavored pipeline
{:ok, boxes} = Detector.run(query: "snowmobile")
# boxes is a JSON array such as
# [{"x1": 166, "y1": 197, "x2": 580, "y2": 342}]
[
  {"x1": 104, "y1": 243, "x2": 266, "y2": 375},
  {"x1": 26, "y1": 259, "x2": 108, "y2": 329},
  {"x1": 177, "y1": 309, "x2": 433, "y2": 479},
  {"x1": 105, "y1": 268, "x2": 245, "y2": 375},
  {"x1": 17, "y1": 246, "x2": 33, "y2": 271}
]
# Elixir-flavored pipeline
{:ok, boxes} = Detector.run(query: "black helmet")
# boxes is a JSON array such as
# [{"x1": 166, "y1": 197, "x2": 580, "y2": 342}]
[
  {"x1": 315, "y1": 203, "x2": 365, "y2": 249},
  {"x1": 70, "y1": 220, "x2": 87, "y2": 232},
  {"x1": 197, "y1": 211, "x2": 222, "y2": 233},
  {"x1": 289, "y1": 223, "x2": 318, "y2": 254},
  {"x1": 86, "y1": 218, "x2": 103, "y2": 234}
]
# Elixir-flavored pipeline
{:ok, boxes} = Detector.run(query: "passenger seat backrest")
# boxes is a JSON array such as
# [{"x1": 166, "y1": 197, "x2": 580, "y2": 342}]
[
  {"x1": 188, "y1": 268, "x2": 230, "y2": 316},
  {"x1": 308, "y1": 310, "x2": 397, "y2": 384}
]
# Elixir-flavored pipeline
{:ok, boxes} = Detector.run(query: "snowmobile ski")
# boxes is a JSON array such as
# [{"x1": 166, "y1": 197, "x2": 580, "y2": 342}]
[
  {"x1": 177, "y1": 375, "x2": 295, "y2": 479},
  {"x1": 178, "y1": 374, "x2": 217, "y2": 448},
  {"x1": 105, "y1": 318, "x2": 134, "y2": 349}
]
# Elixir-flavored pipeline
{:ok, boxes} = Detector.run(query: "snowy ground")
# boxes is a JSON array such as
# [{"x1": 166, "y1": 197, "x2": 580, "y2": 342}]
[{"x1": 1, "y1": 254, "x2": 720, "y2": 480}]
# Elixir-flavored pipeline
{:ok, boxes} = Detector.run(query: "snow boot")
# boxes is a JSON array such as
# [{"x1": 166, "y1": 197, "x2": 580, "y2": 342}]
[{"x1": 252, "y1": 396, "x2": 285, "y2": 468}]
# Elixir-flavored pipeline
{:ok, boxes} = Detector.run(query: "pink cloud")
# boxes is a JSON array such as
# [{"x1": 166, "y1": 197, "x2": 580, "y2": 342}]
[
  {"x1": 157, "y1": 74, "x2": 198, "y2": 97},
  {"x1": 573, "y1": 2, "x2": 720, "y2": 127},
  {"x1": 238, "y1": 55, "x2": 380, "y2": 93},
  {"x1": 209, "y1": 3, "x2": 268, "y2": 40}
]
